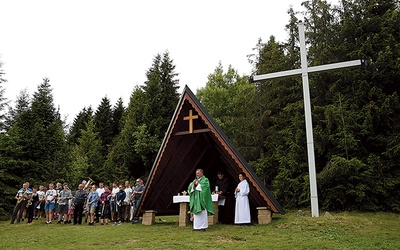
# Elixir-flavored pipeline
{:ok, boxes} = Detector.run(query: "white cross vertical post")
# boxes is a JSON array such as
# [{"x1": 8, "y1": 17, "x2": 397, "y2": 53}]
[
  {"x1": 298, "y1": 22, "x2": 319, "y2": 218},
  {"x1": 252, "y1": 21, "x2": 363, "y2": 217}
]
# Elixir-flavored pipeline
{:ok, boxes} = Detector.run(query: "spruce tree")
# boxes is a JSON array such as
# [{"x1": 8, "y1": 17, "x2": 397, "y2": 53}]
[
  {"x1": 0, "y1": 60, "x2": 8, "y2": 131},
  {"x1": 106, "y1": 51, "x2": 180, "y2": 179},
  {"x1": 70, "y1": 118, "x2": 105, "y2": 184},
  {"x1": 112, "y1": 97, "x2": 125, "y2": 138},
  {"x1": 0, "y1": 79, "x2": 69, "y2": 217},
  {"x1": 139, "y1": 51, "x2": 180, "y2": 175},
  {"x1": 94, "y1": 96, "x2": 114, "y2": 157},
  {"x1": 142, "y1": 51, "x2": 179, "y2": 138},
  {"x1": 68, "y1": 106, "x2": 93, "y2": 145},
  {"x1": 29, "y1": 78, "x2": 68, "y2": 182},
  {"x1": 104, "y1": 87, "x2": 144, "y2": 182},
  {"x1": 0, "y1": 60, "x2": 13, "y2": 217}
]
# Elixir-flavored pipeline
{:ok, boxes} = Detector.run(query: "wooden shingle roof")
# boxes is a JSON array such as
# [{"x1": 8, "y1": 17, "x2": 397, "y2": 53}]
[{"x1": 137, "y1": 86, "x2": 285, "y2": 215}]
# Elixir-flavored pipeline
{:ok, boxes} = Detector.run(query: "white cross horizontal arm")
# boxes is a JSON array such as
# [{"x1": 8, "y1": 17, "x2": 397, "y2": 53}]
[
  {"x1": 253, "y1": 68, "x2": 302, "y2": 81},
  {"x1": 307, "y1": 60, "x2": 362, "y2": 73},
  {"x1": 253, "y1": 60, "x2": 362, "y2": 81}
]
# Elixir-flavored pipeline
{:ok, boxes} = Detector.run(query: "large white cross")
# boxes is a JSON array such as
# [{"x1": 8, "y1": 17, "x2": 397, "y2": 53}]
[{"x1": 252, "y1": 21, "x2": 363, "y2": 217}]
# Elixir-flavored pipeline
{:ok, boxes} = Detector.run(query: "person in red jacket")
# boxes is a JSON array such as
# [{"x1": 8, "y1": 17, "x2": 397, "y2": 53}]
[{"x1": 99, "y1": 185, "x2": 112, "y2": 225}]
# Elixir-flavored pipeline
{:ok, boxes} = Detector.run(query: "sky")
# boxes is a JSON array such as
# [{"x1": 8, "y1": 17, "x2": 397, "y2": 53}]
[{"x1": 0, "y1": 0, "x2": 339, "y2": 125}]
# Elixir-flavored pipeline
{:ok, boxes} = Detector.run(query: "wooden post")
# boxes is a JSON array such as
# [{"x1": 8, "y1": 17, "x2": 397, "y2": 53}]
[{"x1": 257, "y1": 207, "x2": 272, "y2": 224}]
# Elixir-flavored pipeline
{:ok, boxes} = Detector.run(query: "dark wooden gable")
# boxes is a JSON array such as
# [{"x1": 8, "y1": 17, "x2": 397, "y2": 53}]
[{"x1": 137, "y1": 86, "x2": 285, "y2": 215}]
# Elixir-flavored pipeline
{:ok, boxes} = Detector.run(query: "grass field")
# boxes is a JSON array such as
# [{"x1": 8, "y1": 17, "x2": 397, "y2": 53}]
[{"x1": 0, "y1": 211, "x2": 399, "y2": 249}]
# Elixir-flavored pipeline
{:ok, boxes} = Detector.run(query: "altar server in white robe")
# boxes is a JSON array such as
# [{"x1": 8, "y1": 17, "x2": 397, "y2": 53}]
[{"x1": 234, "y1": 172, "x2": 251, "y2": 224}]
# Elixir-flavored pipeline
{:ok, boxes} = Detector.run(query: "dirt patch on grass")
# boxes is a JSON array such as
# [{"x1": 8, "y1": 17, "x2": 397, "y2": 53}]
[
  {"x1": 275, "y1": 222, "x2": 289, "y2": 228},
  {"x1": 215, "y1": 235, "x2": 246, "y2": 242}
]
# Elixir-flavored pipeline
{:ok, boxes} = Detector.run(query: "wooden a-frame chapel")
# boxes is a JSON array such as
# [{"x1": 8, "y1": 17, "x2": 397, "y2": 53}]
[{"x1": 137, "y1": 86, "x2": 284, "y2": 223}]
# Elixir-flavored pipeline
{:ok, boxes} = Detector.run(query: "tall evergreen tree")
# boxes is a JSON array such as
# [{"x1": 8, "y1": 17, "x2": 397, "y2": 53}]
[
  {"x1": 94, "y1": 96, "x2": 114, "y2": 157},
  {"x1": 0, "y1": 60, "x2": 8, "y2": 132},
  {"x1": 138, "y1": 51, "x2": 180, "y2": 175},
  {"x1": 106, "y1": 51, "x2": 180, "y2": 179},
  {"x1": 0, "y1": 60, "x2": 12, "y2": 218},
  {"x1": 69, "y1": 118, "x2": 105, "y2": 185},
  {"x1": 104, "y1": 87, "x2": 144, "y2": 182},
  {"x1": 0, "y1": 79, "x2": 69, "y2": 218},
  {"x1": 111, "y1": 97, "x2": 125, "y2": 138},
  {"x1": 0, "y1": 90, "x2": 30, "y2": 217},
  {"x1": 68, "y1": 106, "x2": 93, "y2": 145},
  {"x1": 142, "y1": 51, "x2": 180, "y2": 138},
  {"x1": 28, "y1": 78, "x2": 69, "y2": 182}
]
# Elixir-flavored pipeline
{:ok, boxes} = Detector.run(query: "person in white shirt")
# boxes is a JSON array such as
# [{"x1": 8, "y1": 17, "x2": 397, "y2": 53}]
[
  {"x1": 123, "y1": 181, "x2": 132, "y2": 222},
  {"x1": 110, "y1": 182, "x2": 119, "y2": 222},
  {"x1": 36, "y1": 185, "x2": 45, "y2": 219},
  {"x1": 95, "y1": 182, "x2": 105, "y2": 222},
  {"x1": 44, "y1": 183, "x2": 57, "y2": 224},
  {"x1": 96, "y1": 182, "x2": 105, "y2": 196}
]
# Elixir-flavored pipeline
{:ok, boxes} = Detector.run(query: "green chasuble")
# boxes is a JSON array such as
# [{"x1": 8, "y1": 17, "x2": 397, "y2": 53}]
[{"x1": 188, "y1": 176, "x2": 214, "y2": 216}]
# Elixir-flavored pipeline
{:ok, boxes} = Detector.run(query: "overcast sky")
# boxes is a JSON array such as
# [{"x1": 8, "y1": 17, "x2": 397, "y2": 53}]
[{"x1": 0, "y1": 0, "x2": 339, "y2": 125}]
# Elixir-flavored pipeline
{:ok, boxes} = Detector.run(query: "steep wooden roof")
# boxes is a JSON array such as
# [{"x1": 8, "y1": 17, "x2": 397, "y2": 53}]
[{"x1": 137, "y1": 86, "x2": 285, "y2": 215}]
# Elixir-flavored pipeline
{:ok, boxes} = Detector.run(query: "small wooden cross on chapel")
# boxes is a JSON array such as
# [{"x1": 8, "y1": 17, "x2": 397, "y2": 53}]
[
  {"x1": 183, "y1": 109, "x2": 198, "y2": 133},
  {"x1": 251, "y1": 21, "x2": 364, "y2": 217}
]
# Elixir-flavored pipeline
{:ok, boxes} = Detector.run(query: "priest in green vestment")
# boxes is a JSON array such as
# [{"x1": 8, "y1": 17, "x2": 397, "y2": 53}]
[{"x1": 188, "y1": 169, "x2": 214, "y2": 231}]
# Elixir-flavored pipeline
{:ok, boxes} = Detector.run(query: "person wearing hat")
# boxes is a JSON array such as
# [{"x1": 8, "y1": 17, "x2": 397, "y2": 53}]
[{"x1": 131, "y1": 178, "x2": 145, "y2": 223}]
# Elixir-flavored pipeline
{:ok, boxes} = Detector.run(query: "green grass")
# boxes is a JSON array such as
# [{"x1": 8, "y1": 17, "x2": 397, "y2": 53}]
[{"x1": 0, "y1": 211, "x2": 399, "y2": 249}]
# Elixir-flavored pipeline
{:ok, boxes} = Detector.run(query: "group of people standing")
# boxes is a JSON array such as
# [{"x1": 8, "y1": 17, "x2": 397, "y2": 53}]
[
  {"x1": 11, "y1": 169, "x2": 251, "y2": 230},
  {"x1": 188, "y1": 169, "x2": 251, "y2": 232},
  {"x1": 10, "y1": 178, "x2": 145, "y2": 226}
]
